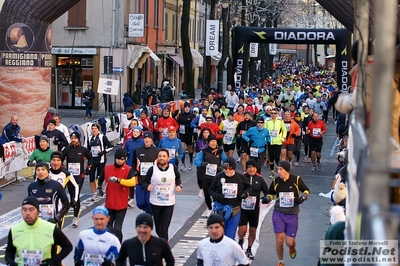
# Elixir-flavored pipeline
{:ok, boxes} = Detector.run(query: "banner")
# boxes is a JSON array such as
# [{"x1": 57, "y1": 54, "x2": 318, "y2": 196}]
[
  {"x1": 269, "y1": 43, "x2": 277, "y2": 55},
  {"x1": 249, "y1": 43, "x2": 258, "y2": 57},
  {"x1": 0, "y1": 137, "x2": 35, "y2": 178},
  {"x1": 129, "y1": 14, "x2": 145, "y2": 38},
  {"x1": 206, "y1": 20, "x2": 219, "y2": 56}
]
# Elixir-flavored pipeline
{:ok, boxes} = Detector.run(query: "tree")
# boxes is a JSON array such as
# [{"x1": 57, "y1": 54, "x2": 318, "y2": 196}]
[{"x1": 181, "y1": 0, "x2": 194, "y2": 98}]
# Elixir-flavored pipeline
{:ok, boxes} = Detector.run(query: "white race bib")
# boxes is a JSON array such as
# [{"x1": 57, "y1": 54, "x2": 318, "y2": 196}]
[
  {"x1": 156, "y1": 186, "x2": 170, "y2": 201},
  {"x1": 222, "y1": 183, "x2": 238, "y2": 199},
  {"x1": 270, "y1": 129, "x2": 278, "y2": 138},
  {"x1": 205, "y1": 164, "x2": 217, "y2": 176},
  {"x1": 179, "y1": 125, "x2": 185, "y2": 134},
  {"x1": 91, "y1": 146, "x2": 101, "y2": 157},
  {"x1": 68, "y1": 162, "x2": 80, "y2": 176},
  {"x1": 279, "y1": 192, "x2": 294, "y2": 207},
  {"x1": 84, "y1": 253, "x2": 103, "y2": 266},
  {"x1": 39, "y1": 204, "x2": 54, "y2": 220},
  {"x1": 312, "y1": 128, "x2": 321, "y2": 137},
  {"x1": 167, "y1": 148, "x2": 176, "y2": 159},
  {"x1": 21, "y1": 249, "x2": 43, "y2": 266},
  {"x1": 241, "y1": 196, "x2": 257, "y2": 210},
  {"x1": 250, "y1": 147, "x2": 259, "y2": 157},
  {"x1": 224, "y1": 133, "x2": 234, "y2": 144},
  {"x1": 285, "y1": 123, "x2": 291, "y2": 132},
  {"x1": 140, "y1": 162, "x2": 153, "y2": 176}
]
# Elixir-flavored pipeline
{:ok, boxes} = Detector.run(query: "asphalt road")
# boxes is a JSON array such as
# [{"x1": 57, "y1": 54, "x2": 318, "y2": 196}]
[{"x1": 0, "y1": 120, "x2": 340, "y2": 266}]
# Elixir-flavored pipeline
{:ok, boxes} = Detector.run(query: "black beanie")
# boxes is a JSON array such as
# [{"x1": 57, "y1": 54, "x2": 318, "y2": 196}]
[
  {"x1": 22, "y1": 196, "x2": 40, "y2": 211},
  {"x1": 136, "y1": 213, "x2": 153, "y2": 229},
  {"x1": 207, "y1": 214, "x2": 224, "y2": 228},
  {"x1": 48, "y1": 119, "x2": 56, "y2": 125},
  {"x1": 70, "y1": 131, "x2": 81, "y2": 140},
  {"x1": 35, "y1": 161, "x2": 49, "y2": 172},
  {"x1": 114, "y1": 148, "x2": 127, "y2": 160},
  {"x1": 208, "y1": 134, "x2": 217, "y2": 142},
  {"x1": 50, "y1": 151, "x2": 64, "y2": 161},
  {"x1": 277, "y1": 161, "x2": 291, "y2": 173}
]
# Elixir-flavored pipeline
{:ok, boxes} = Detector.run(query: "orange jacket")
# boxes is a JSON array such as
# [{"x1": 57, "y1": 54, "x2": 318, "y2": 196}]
[{"x1": 282, "y1": 119, "x2": 300, "y2": 145}]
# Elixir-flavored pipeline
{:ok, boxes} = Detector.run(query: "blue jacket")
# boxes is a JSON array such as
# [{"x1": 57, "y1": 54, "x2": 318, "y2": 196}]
[
  {"x1": 242, "y1": 125, "x2": 271, "y2": 153},
  {"x1": 158, "y1": 137, "x2": 184, "y2": 165},
  {"x1": 0, "y1": 122, "x2": 22, "y2": 144},
  {"x1": 124, "y1": 137, "x2": 144, "y2": 167}
]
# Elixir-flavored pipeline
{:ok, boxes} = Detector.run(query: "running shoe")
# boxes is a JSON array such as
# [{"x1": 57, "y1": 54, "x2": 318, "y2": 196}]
[
  {"x1": 206, "y1": 209, "x2": 213, "y2": 217},
  {"x1": 311, "y1": 166, "x2": 317, "y2": 172},
  {"x1": 294, "y1": 162, "x2": 299, "y2": 167},
  {"x1": 180, "y1": 165, "x2": 186, "y2": 171},
  {"x1": 303, "y1": 156, "x2": 309, "y2": 162},
  {"x1": 245, "y1": 248, "x2": 255, "y2": 260},
  {"x1": 236, "y1": 157, "x2": 241, "y2": 163},
  {"x1": 289, "y1": 248, "x2": 297, "y2": 259},
  {"x1": 198, "y1": 189, "x2": 204, "y2": 198},
  {"x1": 269, "y1": 171, "x2": 275, "y2": 179},
  {"x1": 72, "y1": 217, "x2": 79, "y2": 227},
  {"x1": 276, "y1": 262, "x2": 285, "y2": 266},
  {"x1": 91, "y1": 193, "x2": 98, "y2": 201},
  {"x1": 317, "y1": 162, "x2": 321, "y2": 169},
  {"x1": 238, "y1": 239, "x2": 244, "y2": 250},
  {"x1": 128, "y1": 199, "x2": 135, "y2": 208},
  {"x1": 188, "y1": 163, "x2": 193, "y2": 171}
]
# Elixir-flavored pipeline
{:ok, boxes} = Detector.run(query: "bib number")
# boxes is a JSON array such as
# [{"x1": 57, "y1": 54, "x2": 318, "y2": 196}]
[
  {"x1": 140, "y1": 162, "x2": 153, "y2": 176},
  {"x1": 21, "y1": 249, "x2": 43, "y2": 266},
  {"x1": 279, "y1": 192, "x2": 294, "y2": 207},
  {"x1": 91, "y1": 146, "x2": 101, "y2": 157},
  {"x1": 156, "y1": 186, "x2": 170, "y2": 201},
  {"x1": 84, "y1": 253, "x2": 103, "y2": 266},
  {"x1": 179, "y1": 125, "x2": 185, "y2": 134},
  {"x1": 312, "y1": 128, "x2": 321, "y2": 137},
  {"x1": 39, "y1": 204, "x2": 54, "y2": 220},
  {"x1": 222, "y1": 183, "x2": 238, "y2": 199},
  {"x1": 270, "y1": 130, "x2": 278, "y2": 138},
  {"x1": 68, "y1": 163, "x2": 80, "y2": 175},
  {"x1": 167, "y1": 148, "x2": 176, "y2": 159},
  {"x1": 241, "y1": 196, "x2": 257, "y2": 210},
  {"x1": 250, "y1": 147, "x2": 259, "y2": 157},
  {"x1": 224, "y1": 133, "x2": 233, "y2": 144},
  {"x1": 205, "y1": 164, "x2": 217, "y2": 176}
]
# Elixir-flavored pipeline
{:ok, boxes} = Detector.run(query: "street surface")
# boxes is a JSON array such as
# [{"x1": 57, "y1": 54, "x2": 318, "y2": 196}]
[{"x1": 0, "y1": 115, "x2": 339, "y2": 266}]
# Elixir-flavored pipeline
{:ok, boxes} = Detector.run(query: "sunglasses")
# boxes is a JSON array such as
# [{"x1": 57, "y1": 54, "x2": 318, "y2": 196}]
[
  {"x1": 271, "y1": 112, "x2": 277, "y2": 114},
  {"x1": 257, "y1": 121, "x2": 264, "y2": 124}
]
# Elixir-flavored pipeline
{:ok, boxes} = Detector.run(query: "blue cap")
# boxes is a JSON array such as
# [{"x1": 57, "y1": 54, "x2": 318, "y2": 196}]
[{"x1": 93, "y1": 206, "x2": 109, "y2": 216}]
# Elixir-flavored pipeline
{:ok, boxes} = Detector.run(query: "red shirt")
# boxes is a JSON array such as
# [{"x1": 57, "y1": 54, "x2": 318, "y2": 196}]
[
  {"x1": 200, "y1": 122, "x2": 223, "y2": 139},
  {"x1": 104, "y1": 164, "x2": 132, "y2": 210},
  {"x1": 155, "y1": 116, "x2": 179, "y2": 138},
  {"x1": 307, "y1": 119, "x2": 327, "y2": 139},
  {"x1": 245, "y1": 104, "x2": 259, "y2": 116}
]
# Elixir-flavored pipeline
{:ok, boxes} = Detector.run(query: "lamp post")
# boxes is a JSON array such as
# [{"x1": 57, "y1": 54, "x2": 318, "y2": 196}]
[
  {"x1": 200, "y1": 1, "x2": 209, "y2": 99},
  {"x1": 216, "y1": 0, "x2": 230, "y2": 93}
]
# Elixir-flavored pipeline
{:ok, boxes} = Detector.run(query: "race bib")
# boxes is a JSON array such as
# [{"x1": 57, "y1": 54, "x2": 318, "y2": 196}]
[
  {"x1": 222, "y1": 183, "x2": 238, "y2": 199},
  {"x1": 84, "y1": 253, "x2": 103, "y2": 266},
  {"x1": 270, "y1": 129, "x2": 278, "y2": 138},
  {"x1": 140, "y1": 162, "x2": 153, "y2": 176},
  {"x1": 49, "y1": 137, "x2": 58, "y2": 152},
  {"x1": 312, "y1": 128, "x2": 321, "y2": 137},
  {"x1": 279, "y1": 192, "x2": 294, "y2": 208},
  {"x1": 285, "y1": 123, "x2": 291, "y2": 132},
  {"x1": 21, "y1": 249, "x2": 43, "y2": 266},
  {"x1": 161, "y1": 128, "x2": 168, "y2": 138},
  {"x1": 179, "y1": 125, "x2": 185, "y2": 134},
  {"x1": 91, "y1": 146, "x2": 101, "y2": 157},
  {"x1": 205, "y1": 164, "x2": 217, "y2": 176},
  {"x1": 39, "y1": 204, "x2": 54, "y2": 220},
  {"x1": 241, "y1": 196, "x2": 257, "y2": 210},
  {"x1": 224, "y1": 133, "x2": 234, "y2": 144},
  {"x1": 68, "y1": 163, "x2": 80, "y2": 175},
  {"x1": 167, "y1": 148, "x2": 176, "y2": 159},
  {"x1": 156, "y1": 186, "x2": 170, "y2": 201},
  {"x1": 250, "y1": 147, "x2": 259, "y2": 157}
]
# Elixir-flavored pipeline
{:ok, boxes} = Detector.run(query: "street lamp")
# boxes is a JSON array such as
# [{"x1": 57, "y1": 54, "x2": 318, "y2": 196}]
[
  {"x1": 216, "y1": 0, "x2": 230, "y2": 93},
  {"x1": 221, "y1": 0, "x2": 230, "y2": 9}
]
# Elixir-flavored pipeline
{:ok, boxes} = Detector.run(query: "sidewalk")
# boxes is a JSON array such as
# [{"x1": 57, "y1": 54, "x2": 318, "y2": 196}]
[{"x1": 61, "y1": 194, "x2": 204, "y2": 265}]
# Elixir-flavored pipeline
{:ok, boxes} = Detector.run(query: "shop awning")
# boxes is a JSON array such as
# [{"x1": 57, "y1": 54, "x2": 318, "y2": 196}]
[
  {"x1": 191, "y1": 49, "x2": 203, "y2": 68},
  {"x1": 211, "y1": 52, "x2": 222, "y2": 66},
  {"x1": 127, "y1": 44, "x2": 160, "y2": 69},
  {"x1": 168, "y1": 55, "x2": 184, "y2": 67}
]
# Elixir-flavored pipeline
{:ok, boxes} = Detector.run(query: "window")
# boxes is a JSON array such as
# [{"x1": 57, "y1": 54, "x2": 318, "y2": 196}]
[
  {"x1": 189, "y1": 18, "x2": 192, "y2": 43},
  {"x1": 145, "y1": 0, "x2": 148, "y2": 26},
  {"x1": 67, "y1": 0, "x2": 87, "y2": 27},
  {"x1": 172, "y1": 14, "x2": 176, "y2": 43},
  {"x1": 192, "y1": 18, "x2": 196, "y2": 41},
  {"x1": 165, "y1": 12, "x2": 169, "y2": 42},
  {"x1": 154, "y1": 0, "x2": 159, "y2": 27}
]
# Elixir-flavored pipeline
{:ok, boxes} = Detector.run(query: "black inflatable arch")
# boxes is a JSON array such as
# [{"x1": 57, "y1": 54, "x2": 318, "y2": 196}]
[{"x1": 233, "y1": 26, "x2": 352, "y2": 92}]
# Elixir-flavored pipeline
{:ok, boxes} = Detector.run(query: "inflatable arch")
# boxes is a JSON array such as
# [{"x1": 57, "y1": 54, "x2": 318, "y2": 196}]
[{"x1": 233, "y1": 26, "x2": 352, "y2": 92}]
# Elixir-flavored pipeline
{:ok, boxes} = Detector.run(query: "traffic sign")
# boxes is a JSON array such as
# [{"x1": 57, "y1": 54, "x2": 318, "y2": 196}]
[{"x1": 113, "y1": 66, "x2": 124, "y2": 73}]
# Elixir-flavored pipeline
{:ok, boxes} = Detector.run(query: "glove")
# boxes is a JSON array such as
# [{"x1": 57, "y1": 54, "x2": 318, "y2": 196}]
[
  {"x1": 97, "y1": 151, "x2": 105, "y2": 157},
  {"x1": 201, "y1": 162, "x2": 209, "y2": 167},
  {"x1": 84, "y1": 168, "x2": 90, "y2": 175},
  {"x1": 261, "y1": 196, "x2": 271, "y2": 204},
  {"x1": 109, "y1": 176, "x2": 119, "y2": 183},
  {"x1": 248, "y1": 140, "x2": 254, "y2": 146},
  {"x1": 53, "y1": 139, "x2": 59, "y2": 145},
  {"x1": 28, "y1": 161, "x2": 36, "y2": 167},
  {"x1": 41, "y1": 258, "x2": 57, "y2": 266},
  {"x1": 102, "y1": 259, "x2": 112, "y2": 266},
  {"x1": 74, "y1": 260, "x2": 84, "y2": 266},
  {"x1": 70, "y1": 199, "x2": 76, "y2": 207},
  {"x1": 132, "y1": 170, "x2": 139, "y2": 176},
  {"x1": 97, "y1": 188, "x2": 104, "y2": 197},
  {"x1": 221, "y1": 130, "x2": 227, "y2": 134},
  {"x1": 47, "y1": 218, "x2": 59, "y2": 224},
  {"x1": 295, "y1": 196, "x2": 305, "y2": 204},
  {"x1": 290, "y1": 133, "x2": 296, "y2": 138},
  {"x1": 241, "y1": 192, "x2": 249, "y2": 199},
  {"x1": 217, "y1": 166, "x2": 224, "y2": 172}
]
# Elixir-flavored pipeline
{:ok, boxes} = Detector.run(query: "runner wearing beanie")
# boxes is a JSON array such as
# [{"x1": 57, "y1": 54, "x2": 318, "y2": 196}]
[
  {"x1": 176, "y1": 101, "x2": 196, "y2": 171},
  {"x1": 97, "y1": 148, "x2": 136, "y2": 242},
  {"x1": 237, "y1": 159, "x2": 269, "y2": 260},
  {"x1": 28, "y1": 135, "x2": 53, "y2": 166},
  {"x1": 116, "y1": 213, "x2": 174, "y2": 266},
  {"x1": 262, "y1": 160, "x2": 310, "y2": 266},
  {"x1": 197, "y1": 214, "x2": 249, "y2": 266},
  {"x1": 62, "y1": 131, "x2": 92, "y2": 228},
  {"x1": 27, "y1": 161, "x2": 70, "y2": 227}
]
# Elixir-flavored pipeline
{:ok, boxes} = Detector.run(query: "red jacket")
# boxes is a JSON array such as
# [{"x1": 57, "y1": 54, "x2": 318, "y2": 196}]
[
  {"x1": 155, "y1": 116, "x2": 179, "y2": 138},
  {"x1": 245, "y1": 104, "x2": 259, "y2": 116},
  {"x1": 139, "y1": 117, "x2": 154, "y2": 132},
  {"x1": 43, "y1": 112, "x2": 53, "y2": 130},
  {"x1": 200, "y1": 122, "x2": 222, "y2": 139},
  {"x1": 307, "y1": 120, "x2": 327, "y2": 139},
  {"x1": 104, "y1": 164, "x2": 132, "y2": 210}
]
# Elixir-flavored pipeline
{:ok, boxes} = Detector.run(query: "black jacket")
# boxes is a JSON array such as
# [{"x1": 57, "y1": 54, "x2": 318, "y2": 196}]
[{"x1": 161, "y1": 85, "x2": 174, "y2": 102}]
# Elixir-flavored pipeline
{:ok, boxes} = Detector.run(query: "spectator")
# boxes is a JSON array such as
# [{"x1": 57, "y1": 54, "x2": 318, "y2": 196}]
[
  {"x1": 123, "y1": 92, "x2": 134, "y2": 112},
  {"x1": 43, "y1": 107, "x2": 56, "y2": 130},
  {"x1": 0, "y1": 116, "x2": 25, "y2": 144}
]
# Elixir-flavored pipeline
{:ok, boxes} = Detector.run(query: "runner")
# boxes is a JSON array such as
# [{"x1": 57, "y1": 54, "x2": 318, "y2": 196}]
[
  {"x1": 177, "y1": 102, "x2": 196, "y2": 171},
  {"x1": 219, "y1": 111, "x2": 239, "y2": 158},
  {"x1": 158, "y1": 126, "x2": 184, "y2": 167},
  {"x1": 306, "y1": 112, "x2": 327, "y2": 172},
  {"x1": 281, "y1": 111, "x2": 300, "y2": 164}
]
